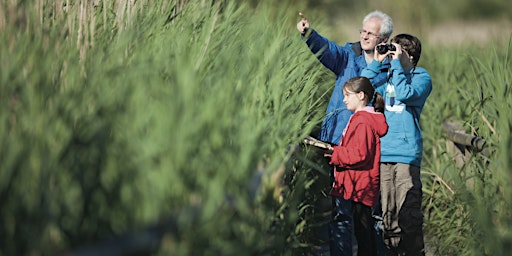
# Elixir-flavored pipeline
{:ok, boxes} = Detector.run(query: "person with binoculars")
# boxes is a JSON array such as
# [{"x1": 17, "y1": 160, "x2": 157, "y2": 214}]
[{"x1": 362, "y1": 34, "x2": 433, "y2": 256}]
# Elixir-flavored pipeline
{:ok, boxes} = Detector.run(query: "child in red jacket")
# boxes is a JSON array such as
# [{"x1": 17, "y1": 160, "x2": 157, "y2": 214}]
[{"x1": 325, "y1": 76, "x2": 388, "y2": 256}]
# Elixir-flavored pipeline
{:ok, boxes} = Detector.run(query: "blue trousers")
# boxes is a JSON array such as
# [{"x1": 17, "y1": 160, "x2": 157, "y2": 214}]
[
  {"x1": 330, "y1": 196, "x2": 354, "y2": 256},
  {"x1": 331, "y1": 197, "x2": 380, "y2": 256},
  {"x1": 373, "y1": 199, "x2": 386, "y2": 256}
]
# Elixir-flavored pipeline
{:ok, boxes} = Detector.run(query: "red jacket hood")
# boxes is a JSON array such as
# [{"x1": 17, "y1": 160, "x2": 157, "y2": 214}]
[{"x1": 345, "y1": 107, "x2": 388, "y2": 138}]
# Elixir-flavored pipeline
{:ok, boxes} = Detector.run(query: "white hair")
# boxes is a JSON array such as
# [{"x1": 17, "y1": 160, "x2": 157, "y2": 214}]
[{"x1": 362, "y1": 10, "x2": 394, "y2": 39}]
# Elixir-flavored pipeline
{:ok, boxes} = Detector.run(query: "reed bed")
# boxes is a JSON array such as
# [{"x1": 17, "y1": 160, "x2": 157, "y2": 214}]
[
  {"x1": 421, "y1": 39, "x2": 512, "y2": 255},
  {"x1": 0, "y1": 0, "x2": 327, "y2": 254}
]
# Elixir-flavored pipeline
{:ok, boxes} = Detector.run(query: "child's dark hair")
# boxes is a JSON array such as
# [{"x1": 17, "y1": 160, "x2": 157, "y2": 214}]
[
  {"x1": 343, "y1": 76, "x2": 385, "y2": 113},
  {"x1": 391, "y1": 34, "x2": 422, "y2": 67}
]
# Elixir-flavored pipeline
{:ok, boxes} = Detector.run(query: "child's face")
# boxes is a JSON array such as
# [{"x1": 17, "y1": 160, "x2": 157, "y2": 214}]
[{"x1": 343, "y1": 89, "x2": 364, "y2": 112}]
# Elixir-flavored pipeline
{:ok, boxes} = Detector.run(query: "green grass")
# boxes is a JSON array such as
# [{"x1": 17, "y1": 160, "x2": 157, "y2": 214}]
[
  {"x1": 0, "y1": 1, "x2": 329, "y2": 254},
  {"x1": 421, "y1": 39, "x2": 512, "y2": 255}
]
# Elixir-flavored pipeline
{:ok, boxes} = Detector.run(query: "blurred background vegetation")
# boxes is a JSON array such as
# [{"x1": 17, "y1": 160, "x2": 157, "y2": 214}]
[{"x1": 0, "y1": 0, "x2": 511, "y2": 255}]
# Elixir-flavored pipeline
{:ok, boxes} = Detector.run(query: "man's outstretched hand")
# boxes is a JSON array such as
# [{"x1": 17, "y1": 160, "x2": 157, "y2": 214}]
[{"x1": 297, "y1": 12, "x2": 310, "y2": 36}]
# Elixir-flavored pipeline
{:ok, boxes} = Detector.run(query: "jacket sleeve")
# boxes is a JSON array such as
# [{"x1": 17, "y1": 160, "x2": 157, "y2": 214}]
[
  {"x1": 361, "y1": 59, "x2": 381, "y2": 80},
  {"x1": 329, "y1": 123, "x2": 376, "y2": 169},
  {"x1": 361, "y1": 60, "x2": 386, "y2": 95},
  {"x1": 390, "y1": 59, "x2": 433, "y2": 107},
  {"x1": 305, "y1": 30, "x2": 350, "y2": 75}
]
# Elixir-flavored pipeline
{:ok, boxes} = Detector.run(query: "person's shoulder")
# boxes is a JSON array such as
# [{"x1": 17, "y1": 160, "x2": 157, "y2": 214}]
[
  {"x1": 351, "y1": 111, "x2": 375, "y2": 124},
  {"x1": 352, "y1": 111, "x2": 387, "y2": 135},
  {"x1": 348, "y1": 42, "x2": 362, "y2": 56},
  {"x1": 412, "y1": 67, "x2": 432, "y2": 81},
  {"x1": 347, "y1": 112, "x2": 363, "y2": 125},
  {"x1": 413, "y1": 66, "x2": 429, "y2": 73},
  {"x1": 361, "y1": 110, "x2": 386, "y2": 122}
]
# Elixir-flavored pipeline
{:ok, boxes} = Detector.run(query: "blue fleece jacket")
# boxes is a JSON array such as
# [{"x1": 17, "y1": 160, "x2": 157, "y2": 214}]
[
  {"x1": 362, "y1": 59, "x2": 432, "y2": 167},
  {"x1": 304, "y1": 30, "x2": 389, "y2": 145}
]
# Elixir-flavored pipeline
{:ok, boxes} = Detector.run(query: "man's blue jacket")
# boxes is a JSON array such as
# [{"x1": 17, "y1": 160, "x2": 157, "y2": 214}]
[{"x1": 305, "y1": 30, "x2": 389, "y2": 145}]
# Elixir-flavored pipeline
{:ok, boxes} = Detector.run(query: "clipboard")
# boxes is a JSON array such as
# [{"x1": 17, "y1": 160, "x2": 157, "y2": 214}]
[{"x1": 302, "y1": 136, "x2": 333, "y2": 151}]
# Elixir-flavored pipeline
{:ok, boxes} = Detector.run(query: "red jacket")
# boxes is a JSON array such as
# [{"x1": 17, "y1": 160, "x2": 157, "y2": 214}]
[{"x1": 329, "y1": 107, "x2": 388, "y2": 207}]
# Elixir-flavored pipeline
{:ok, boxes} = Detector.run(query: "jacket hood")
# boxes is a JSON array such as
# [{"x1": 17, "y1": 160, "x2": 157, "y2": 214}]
[{"x1": 352, "y1": 107, "x2": 388, "y2": 137}]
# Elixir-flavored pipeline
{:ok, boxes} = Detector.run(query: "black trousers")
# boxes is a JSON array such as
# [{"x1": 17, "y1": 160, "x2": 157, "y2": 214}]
[{"x1": 353, "y1": 201, "x2": 377, "y2": 256}]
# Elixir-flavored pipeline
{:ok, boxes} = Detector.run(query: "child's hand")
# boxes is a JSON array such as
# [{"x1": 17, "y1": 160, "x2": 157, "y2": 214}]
[
  {"x1": 389, "y1": 43, "x2": 403, "y2": 60},
  {"x1": 374, "y1": 44, "x2": 391, "y2": 62},
  {"x1": 323, "y1": 145, "x2": 334, "y2": 157}
]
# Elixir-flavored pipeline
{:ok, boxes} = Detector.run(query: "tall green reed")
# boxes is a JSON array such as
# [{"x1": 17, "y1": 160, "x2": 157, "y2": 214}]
[
  {"x1": 421, "y1": 39, "x2": 512, "y2": 255},
  {"x1": 0, "y1": 0, "x2": 328, "y2": 254}
]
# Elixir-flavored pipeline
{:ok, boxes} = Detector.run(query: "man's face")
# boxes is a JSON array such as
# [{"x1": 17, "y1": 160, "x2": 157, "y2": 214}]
[{"x1": 359, "y1": 18, "x2": 385, "y2": 51}]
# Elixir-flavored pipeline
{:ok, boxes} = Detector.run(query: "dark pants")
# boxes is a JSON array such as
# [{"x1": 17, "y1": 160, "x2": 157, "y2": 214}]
[
  {"x1": 330, "y1": 196, "x2": 354, "y2": 256},
  {"x1": 373, "y1": 198, "x2": 386, "y2": 256},
  {"x1": 330, "y1": 197, "x2": 377, "y2": 256},
  {"x1": 353, "y1": 202, "x2": 377, "y2": 256}
]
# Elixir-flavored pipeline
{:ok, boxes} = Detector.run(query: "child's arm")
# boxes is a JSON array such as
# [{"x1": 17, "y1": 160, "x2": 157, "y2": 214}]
[
  {"x1": 329, "y1": 123, "x2": 376, "y2": 169},
  {"x1": 390, "y1": 60, "x2": 432, "y2": 106},
  {"x1": 361, "y1": 59, "x2": 382, "y2": 81}
]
